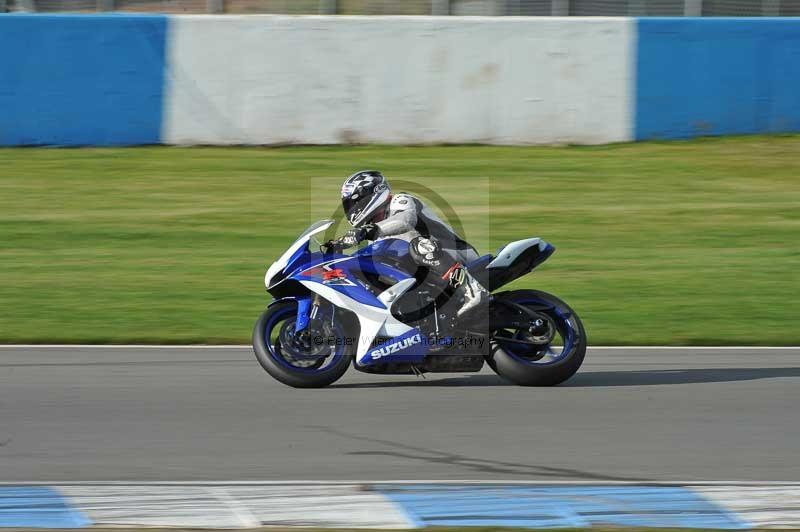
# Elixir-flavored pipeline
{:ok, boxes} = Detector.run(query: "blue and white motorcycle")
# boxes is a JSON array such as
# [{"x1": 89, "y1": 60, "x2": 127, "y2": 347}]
[{"x1": 253, "y1": 220, "x2": 586, "y2": 388}]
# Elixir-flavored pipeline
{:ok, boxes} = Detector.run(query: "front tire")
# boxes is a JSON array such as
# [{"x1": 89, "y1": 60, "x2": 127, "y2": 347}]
[
  {"x1": 487, "y1": 290, "x2": 586, "y2": 386},
  {"x1": 253, "y1": 301, "x2": 352, "y2": 388}
]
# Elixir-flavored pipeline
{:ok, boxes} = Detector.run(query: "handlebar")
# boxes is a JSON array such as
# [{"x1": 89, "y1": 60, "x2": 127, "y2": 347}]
[{"x1": 321, "y1": 239, "x2": 347, "y2": 253}]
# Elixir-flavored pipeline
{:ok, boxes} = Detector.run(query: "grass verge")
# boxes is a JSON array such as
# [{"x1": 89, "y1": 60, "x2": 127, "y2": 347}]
[{"x1": 1, "y1": 136, "x2": 798, "y2": 344}]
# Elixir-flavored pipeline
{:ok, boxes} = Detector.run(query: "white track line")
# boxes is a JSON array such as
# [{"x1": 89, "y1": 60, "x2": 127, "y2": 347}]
[{"x1": 206, "y1": 487, "x2": 261, "y2": 528}]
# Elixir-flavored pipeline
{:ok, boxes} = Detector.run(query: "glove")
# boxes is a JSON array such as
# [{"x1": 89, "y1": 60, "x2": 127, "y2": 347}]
[
  {"x1": 340, "y1": 224, "x2": 381, "y2": 248},
  {"x1": 362, "y1": 223, "x2": 381, "y2": 240},
  {"x1": 340, "y1": 228, "x2": 362, "y2": 248}
]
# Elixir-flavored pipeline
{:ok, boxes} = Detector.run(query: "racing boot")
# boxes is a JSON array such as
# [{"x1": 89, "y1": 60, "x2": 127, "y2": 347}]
[
  {"x1": 457, "y1": 269, "x2": 489, "y2": 320},
  {"x1": 443, "y1": 264, "x2": 490, "y2": 321}
]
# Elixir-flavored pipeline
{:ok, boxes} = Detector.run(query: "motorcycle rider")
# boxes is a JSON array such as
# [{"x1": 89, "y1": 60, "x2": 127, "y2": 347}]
[{"x1": 337, "y1": 170, "x2": 489, "y2": 318}]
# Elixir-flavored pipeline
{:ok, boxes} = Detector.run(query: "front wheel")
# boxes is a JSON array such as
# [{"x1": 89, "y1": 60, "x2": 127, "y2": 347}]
[
  {"x1": 252, "y1": 300, "x2": 353, "y2": 388},
  {"x1": 487, "y1": 289, "x2": 586, "y2": 386}
]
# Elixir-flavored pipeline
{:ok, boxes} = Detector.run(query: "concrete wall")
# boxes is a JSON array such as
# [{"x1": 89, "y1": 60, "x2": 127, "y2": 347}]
[
  {"x1": 163, "y1": 16, "x2": 634, "y2": 145},
  {"x1": 1, "y1": 15, "x2": 800, "y2": 146}
]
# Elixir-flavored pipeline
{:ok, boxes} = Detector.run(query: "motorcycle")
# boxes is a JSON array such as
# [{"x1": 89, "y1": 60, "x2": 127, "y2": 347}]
[{"x1": 253, "y1": 220, "x2": 586, "y2": 388}]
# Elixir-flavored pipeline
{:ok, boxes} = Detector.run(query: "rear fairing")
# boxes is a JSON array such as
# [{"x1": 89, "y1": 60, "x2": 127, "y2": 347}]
[{"x1": 471, "y1": 240, "x2": 555, "y2": 291}]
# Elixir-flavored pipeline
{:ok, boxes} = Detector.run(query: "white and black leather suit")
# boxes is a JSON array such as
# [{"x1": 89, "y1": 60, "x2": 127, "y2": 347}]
[{"x1": 373, "y1": 193, "x2": 480, "y2": 267}]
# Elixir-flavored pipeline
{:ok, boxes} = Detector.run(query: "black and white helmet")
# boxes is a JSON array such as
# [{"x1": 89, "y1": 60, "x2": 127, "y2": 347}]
[{"x1": 341, "y1": 170, "x2": 391, "y2": 227}]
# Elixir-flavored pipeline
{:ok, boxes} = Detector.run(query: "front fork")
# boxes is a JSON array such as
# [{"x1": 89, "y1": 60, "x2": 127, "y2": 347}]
[{"x1": 295, "y1": 294, "x2": 325, "y2": 335}]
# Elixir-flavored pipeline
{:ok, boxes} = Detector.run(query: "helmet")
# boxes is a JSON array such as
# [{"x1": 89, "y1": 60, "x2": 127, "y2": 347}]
[{"x1": 341, "y1": 170, "x2": 391, "y2": 227}]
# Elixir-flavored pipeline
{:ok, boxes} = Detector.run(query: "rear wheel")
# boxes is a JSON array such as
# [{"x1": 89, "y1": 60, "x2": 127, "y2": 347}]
[
  {"x1": 252, "y1": 301, "x2": 352, "y2": 388},
  {"x1": 487, "y1": 290, "x2": 586, "y2": 386}
]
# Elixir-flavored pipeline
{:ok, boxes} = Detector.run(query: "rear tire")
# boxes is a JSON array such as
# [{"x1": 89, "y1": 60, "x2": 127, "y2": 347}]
[
  {"x1": 487, "y1": 290, "x2": 586, "y2": 386},
  {"x1": 253, "y1": 301, "x2": 352, "y2": 388}
]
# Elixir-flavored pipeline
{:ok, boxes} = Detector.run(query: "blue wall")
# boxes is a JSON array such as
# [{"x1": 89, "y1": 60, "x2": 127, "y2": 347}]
[
  {"x1": 636, "y1": 18, "x2": 800, "y2": 140},
  {"x1": 0, "y1": 14, "x2": 167, "y2": 146}
]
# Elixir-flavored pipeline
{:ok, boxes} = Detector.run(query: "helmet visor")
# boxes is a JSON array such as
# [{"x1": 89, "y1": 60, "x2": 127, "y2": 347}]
[{"x1": 342, "y1": 193, "x2": 374, "y2": 225}]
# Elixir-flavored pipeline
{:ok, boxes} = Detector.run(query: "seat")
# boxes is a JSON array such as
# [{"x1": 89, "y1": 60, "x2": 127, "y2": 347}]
[{"x1": 465, "y1": 254, "x2": 493, "y2": 273}]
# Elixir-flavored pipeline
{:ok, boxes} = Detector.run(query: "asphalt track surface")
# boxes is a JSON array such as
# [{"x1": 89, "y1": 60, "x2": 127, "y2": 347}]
[{"x1": 1, "y1": 346, "x2": 798, "y2": 482}]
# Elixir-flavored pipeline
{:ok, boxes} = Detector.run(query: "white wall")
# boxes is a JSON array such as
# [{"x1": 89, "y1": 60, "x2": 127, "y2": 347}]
[{"x1": 163, "y1": 16, "x2": 634, "y2": 145}]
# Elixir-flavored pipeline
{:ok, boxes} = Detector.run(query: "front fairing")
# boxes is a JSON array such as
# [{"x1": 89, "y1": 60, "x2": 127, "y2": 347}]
[
  {"x1": 264, "y1": 220, "x2": 334, "y2": 290},
  {"x1": 265, "y1": 232, "x2": 425, "y2": 366},
  {"x1": 289, "y1": 246, "x2": 413, "y2": 308},
  {"x1": 266, "y1": 229, "x2": 415, "y2": 308}
]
